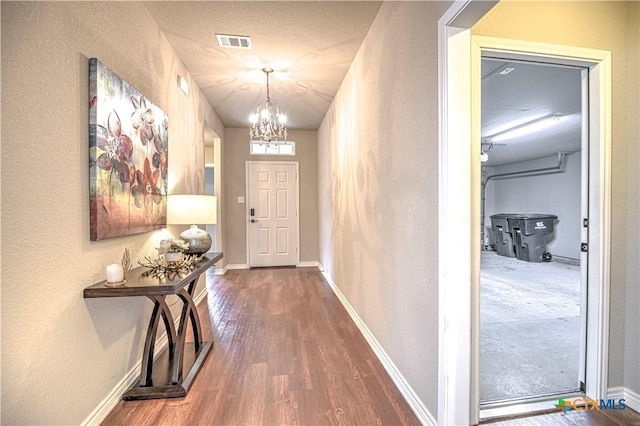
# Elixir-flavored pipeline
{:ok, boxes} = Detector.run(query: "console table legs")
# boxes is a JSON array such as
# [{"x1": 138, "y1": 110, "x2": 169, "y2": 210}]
[
  {"x1": 123, "y1": 278, "x2": 213, "y2": 400},
  {"x1": 172, "y1": 279, "x2": 203, "y2": 384},
  {"x1": 83, "y1": 252, "x2": 223, "y2": 402},
  {"x1": 140, "y1": 296, "x2": 176, "y2": 387}
]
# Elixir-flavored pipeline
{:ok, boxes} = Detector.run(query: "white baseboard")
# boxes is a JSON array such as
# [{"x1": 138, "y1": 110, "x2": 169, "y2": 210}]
[
  {"x1": 81, "y1": 286, "x2": 209, "y2": 425},
  {"x1": 81, "y1": 364, "x2": 140, "y2": 426},
  {"x1": 320, "y1": 270, "x2": 436, "y2": 425},
  {"x1": 193, "y1": 286, "x2": 208, "y2": 305},
  {"x1": 226, "y1": 263, "x2": 249, "y2": 270},
  {"x1": 225, "y1": 262, "x2": 323, "y2": 270},
  {"x1": 215, "y1": 266, "x2": 227, "y2": 275},
  {"x1": 608, "y1": 386, "x2": 640, "y2": 412}
]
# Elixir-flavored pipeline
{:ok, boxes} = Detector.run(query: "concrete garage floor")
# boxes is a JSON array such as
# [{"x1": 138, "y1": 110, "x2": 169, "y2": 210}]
[{"x1": 480, "y1": 251, "x2": 581, "y2": 403}]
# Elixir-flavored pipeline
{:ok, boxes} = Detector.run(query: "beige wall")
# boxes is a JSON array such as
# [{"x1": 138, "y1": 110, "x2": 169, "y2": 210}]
[
  {"x1": 1, "y1": 2, "x2": 223, "y2": 423},
  {"x1": 318, "y1": 1, "x2": 452, "y2": 416},
  {"x1": 472, "y1": 0, "x2": 640, "y2": 396},
  {"x1": 223, "y1": 128, "x2": 319, "y2": 265}
]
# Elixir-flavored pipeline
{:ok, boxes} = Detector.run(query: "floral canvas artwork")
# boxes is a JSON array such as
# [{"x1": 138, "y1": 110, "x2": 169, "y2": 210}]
[{"x1": 89, "y1": 58, "x2": 168, "y2": 241}]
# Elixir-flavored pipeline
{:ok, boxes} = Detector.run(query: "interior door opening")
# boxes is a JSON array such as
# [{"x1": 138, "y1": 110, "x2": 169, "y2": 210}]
[
  {"x1": 438, "y1": 27, "x2": 611, "y2": 425},
  {"x1": 479, "y1": 58, "x2": 588, "y2": 410},
  {"x1": 204, "y1": 126, "x2": 219, "y2": 251}
]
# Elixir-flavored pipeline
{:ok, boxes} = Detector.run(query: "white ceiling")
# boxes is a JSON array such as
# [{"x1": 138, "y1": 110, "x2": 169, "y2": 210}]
[
  {"x1": 143, "y1": 1, "x2": 382, "y2": 130},
  {"x1": 481, "y1": 59, "x2": 583, "y2": 166},
  {"x1": 143, "y1": 2, "x2": 582, "y2": 166}
]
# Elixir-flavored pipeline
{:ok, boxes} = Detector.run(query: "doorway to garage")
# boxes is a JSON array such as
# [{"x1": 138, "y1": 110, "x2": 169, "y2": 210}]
[{"x1": 479, "y1": 58, "x2": 586, "y2": 406}]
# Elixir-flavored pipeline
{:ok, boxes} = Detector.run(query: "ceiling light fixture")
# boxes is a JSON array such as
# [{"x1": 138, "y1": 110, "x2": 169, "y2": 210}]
[
  {"x1": 489, "y1": 114, "x2": 561, "y2": 143},
  {"x1": 480, "y1": 140, "x2": 495, "y2": 163},
  {"x1": 249, "y1": 67, "x2": 287, "y2": 144}
]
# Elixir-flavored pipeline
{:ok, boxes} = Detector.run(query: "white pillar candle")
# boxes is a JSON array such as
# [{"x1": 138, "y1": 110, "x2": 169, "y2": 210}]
[{"x1": 106, "y1": 263, "x2": 124, "y2": 283}]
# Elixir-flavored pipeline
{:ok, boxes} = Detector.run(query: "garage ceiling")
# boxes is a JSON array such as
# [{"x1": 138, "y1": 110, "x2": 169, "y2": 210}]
[{"x1": 481, "y1": 59, "x2": 583, "y2": 166}]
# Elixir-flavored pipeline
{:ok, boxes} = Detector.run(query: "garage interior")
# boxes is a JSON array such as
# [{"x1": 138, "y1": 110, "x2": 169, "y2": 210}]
[{"x1": 479, "y1": 58, "x2": 584, "y2": 405}]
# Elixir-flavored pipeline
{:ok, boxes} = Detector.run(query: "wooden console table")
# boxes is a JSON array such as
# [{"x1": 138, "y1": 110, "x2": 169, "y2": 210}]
[{"x1": 84, "y1": 252, "x2": 223, "y2": 400}]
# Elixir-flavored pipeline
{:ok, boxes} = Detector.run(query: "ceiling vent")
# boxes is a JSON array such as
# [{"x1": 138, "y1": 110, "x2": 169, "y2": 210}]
[{"x1": 216, "y1": 34, "x2": 251, "y2": 49}]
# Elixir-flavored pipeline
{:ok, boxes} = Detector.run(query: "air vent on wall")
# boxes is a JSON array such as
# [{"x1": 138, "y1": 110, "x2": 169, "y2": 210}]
[{"x1": 216, "y1": 34, "x2": 251, "y2": 49}]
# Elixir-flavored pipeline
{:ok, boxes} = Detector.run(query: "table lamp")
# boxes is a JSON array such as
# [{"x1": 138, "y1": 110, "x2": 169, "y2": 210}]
[{"x1": 167, "y1": 194, "x2": 217, "y2": 255}]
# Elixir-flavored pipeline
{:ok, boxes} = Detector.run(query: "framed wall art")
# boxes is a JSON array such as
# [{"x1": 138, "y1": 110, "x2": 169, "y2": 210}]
[{"x1": 89, "y1": 58, "x2": 168, "y2": 241}]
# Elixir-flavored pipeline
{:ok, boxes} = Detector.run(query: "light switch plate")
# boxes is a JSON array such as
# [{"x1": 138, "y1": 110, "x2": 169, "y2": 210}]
[{"x1": 237, "y1": 196, "x2": 245, "y2": 204}]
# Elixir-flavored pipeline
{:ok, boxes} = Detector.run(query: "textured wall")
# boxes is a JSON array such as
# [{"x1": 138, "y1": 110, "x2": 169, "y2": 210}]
[
  {"x1": 223, "y1": 128, "x2": 319, "y2": 266},
  {"x1": 318, "y1": 1, "x2": 451, "y2": 416},
  {"x1": 472, "y1": 0, "x2": 640, "y2": 397},
  {"x1": 1, "y1": 2, "x2": 222, "y2": 424}
]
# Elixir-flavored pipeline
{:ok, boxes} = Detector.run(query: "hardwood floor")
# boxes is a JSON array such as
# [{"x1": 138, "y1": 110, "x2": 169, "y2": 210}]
[{"x1": 102, "y1": 267, "x2": 420, "y2": 425}]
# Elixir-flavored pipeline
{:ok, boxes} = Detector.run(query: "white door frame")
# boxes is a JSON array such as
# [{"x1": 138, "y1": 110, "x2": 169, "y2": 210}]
[
  {"x1": 438, "y1": 4, "x2": 612, "y2": 425},
  {"x1": 245, "y1": 160, "x2": 300, "y2": 267}
]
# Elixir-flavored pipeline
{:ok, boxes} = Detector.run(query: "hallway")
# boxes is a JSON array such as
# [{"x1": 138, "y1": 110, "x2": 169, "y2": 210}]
[{"x1": 102, "y1": 267, "x2": 419, "y2": 425}]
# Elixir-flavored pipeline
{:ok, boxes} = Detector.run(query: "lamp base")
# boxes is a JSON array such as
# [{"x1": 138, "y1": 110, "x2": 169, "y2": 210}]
[{"x1": 180, "y1": 225, "x2": 212, "y2": 255}]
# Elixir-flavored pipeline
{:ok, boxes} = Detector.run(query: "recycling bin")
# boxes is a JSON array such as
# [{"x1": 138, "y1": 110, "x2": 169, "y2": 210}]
[
  {"x1": 490, "y1": 213, "x2": 517, "y2": 258},
  {"x1": 508, "y1": 214, "x2": 558, "y2": 262}
]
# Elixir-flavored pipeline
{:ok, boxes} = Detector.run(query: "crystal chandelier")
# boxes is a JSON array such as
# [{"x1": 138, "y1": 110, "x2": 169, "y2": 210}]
[{"x1": 249, "y1": 67, "x2": 287, "y2": 143}]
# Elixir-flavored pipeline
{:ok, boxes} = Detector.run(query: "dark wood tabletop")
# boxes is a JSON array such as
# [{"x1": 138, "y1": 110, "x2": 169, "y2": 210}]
[{"x1": 84, "y1": 252, "x2": 223, "y2": 298}]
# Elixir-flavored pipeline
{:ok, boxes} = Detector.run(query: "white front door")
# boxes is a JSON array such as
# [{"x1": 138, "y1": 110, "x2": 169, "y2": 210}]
[{"x1": 246, "y1": 161, "x2": 299, "y2": 267}]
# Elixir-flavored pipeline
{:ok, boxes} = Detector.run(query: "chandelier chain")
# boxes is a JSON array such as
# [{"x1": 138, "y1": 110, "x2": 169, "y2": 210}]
[{"x1": 265, "y1": 69, "x2": 271, "y2": 103}]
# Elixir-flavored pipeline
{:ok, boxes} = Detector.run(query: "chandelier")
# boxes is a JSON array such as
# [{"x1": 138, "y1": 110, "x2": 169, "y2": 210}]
[{"x1": 249, "y1": 67, "x2": 287, "y2": 143}]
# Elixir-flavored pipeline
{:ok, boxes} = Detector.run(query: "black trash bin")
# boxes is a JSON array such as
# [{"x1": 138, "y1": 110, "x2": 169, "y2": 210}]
[
  {"x1": 508, "y1": 214, "x2": 558, "y2": 262},
  {"x1": 490, "y1": 213, "x2": 517, "y2": 258}
]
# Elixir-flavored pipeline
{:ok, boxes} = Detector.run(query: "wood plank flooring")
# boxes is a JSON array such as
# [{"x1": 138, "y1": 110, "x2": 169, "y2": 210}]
[{"x1": 102, "y1": 267, "x2": 420, "y2": 425}]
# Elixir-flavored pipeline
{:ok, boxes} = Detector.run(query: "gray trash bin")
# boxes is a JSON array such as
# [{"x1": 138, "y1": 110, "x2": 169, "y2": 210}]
[
  {"x1": 490, "y1": 213, "x2": 517, "y2": 258},
  {"x1": 508, "y1": 214, "x2": 558, "y2": 262}
]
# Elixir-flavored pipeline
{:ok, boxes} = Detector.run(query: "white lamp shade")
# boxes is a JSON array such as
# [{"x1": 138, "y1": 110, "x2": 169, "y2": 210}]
[{"x1": 167, "y1": 195, "x2": 217, "y2": 225}]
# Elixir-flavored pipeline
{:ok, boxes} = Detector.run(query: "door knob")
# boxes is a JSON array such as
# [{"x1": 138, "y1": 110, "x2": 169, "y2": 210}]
[{"x1": 250, "y1": 219, "x2": 258, "y2": 223}]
